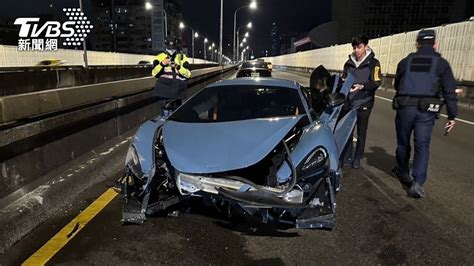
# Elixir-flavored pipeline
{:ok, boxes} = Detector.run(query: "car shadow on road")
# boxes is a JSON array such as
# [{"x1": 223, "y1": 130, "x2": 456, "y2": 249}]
[
  {"x1": 183, "y1": 199, "x2": 301, "y2": 238},
  {"x1": 214, "y1": 219, "x2": 301, "y2": 238}
]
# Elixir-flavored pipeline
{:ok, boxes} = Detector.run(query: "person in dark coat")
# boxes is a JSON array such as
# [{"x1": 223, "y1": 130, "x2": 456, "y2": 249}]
[{"x1": 342, "y1": 34, "x2": 382, "y2": 169}]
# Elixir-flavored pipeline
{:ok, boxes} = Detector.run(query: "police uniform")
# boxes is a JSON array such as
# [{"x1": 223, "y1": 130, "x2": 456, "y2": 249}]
[
  {"x1": 151, "y1": 37, "x2": 191, "y2": 111},
  {"x1": 393, "y1": 30, "x2": 457, "y2": 197}
]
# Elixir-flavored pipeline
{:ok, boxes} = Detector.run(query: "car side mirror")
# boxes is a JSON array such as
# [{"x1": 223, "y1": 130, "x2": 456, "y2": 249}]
[{"x1": 326, "y1": 92, "x2": 346, "y2": 107}]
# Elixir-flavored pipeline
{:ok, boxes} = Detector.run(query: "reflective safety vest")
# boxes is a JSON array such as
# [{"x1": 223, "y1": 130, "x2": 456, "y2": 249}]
[
  {"x1": 151, "y1": 51, "x2": 191, "y2": 81},
  {"x1": 398, "y1": 54, "x2": 440, "y2": 97}
]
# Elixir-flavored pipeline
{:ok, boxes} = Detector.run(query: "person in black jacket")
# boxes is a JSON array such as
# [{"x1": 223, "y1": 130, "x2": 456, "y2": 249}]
[
  {"x1": 392, "y1": 29, "x2": 457, "y2": 198},
  {"x1": 342, "y1": 34, "x2": 382, "y2": 169}
]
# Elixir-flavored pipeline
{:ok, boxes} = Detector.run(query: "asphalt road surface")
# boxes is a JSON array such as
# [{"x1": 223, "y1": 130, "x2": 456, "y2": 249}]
[{"x1": 1, "y1": 70, "x2": 473, "y2": 265}]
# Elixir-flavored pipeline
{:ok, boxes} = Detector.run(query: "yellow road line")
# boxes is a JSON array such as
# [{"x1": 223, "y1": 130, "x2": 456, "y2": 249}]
[{"x1": 22, "y1": 188, "x2": 118, "y2": 266}]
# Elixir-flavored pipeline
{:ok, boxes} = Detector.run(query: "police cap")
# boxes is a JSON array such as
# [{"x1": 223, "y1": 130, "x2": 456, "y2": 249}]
[{"x1": 417, "y1": 29, "x2": 436, "y2": 42}]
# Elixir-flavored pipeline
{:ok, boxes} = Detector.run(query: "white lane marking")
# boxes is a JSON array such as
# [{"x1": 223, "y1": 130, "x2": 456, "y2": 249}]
[
  {"x1": 361, "y1": 173, "x2": 398, "y2": 206},
  {"x1": 374, "y1": 95, "x2": 392, "y2": 103},
  {"x1": 374, "y1": 95, "x2": 474, "y2": 125}
]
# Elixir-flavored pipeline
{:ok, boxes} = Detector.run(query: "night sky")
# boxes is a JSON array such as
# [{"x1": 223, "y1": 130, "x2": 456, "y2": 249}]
[
  {"x1": 181, "y1": 0, "x2": 331, "y2": 57},
  {"x1": 0, "y1": 0, "x2": 331, "y2": 57}
]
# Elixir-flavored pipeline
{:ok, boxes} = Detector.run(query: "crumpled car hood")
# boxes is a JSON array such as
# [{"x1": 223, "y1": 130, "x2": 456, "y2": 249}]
[{"x1": 162, "y1": 116, "x2": 304, "y2": 174}]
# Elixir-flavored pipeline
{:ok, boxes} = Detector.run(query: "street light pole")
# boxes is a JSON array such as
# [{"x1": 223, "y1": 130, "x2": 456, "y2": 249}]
[
  {"x1": 163, "y1": 9, "x2": 167, "y2": 36},
  {"x1": 179, "y1": 22, "x2": 196, "y2": 64},
  {"x1": 203, "y1": 38, "x2": 208, "y2": 61},
  {"x1": 211, "y1": 43, "x2": 215, "y2": 62},
  {"x1": 79, "y1": 0, "x2": 88, "y2": 68},
  {"x1": 237, "y1": 30, "x2": 240, "y2": 61},
  {"x1": 191, "y1": 29, "x2": 195, "y2": 64},
  {"x1": 233, "y1": 2, "x2": 256, "y2": 62},
  {"x1": 219, "y1": 0, "x2": 223, "y2": 64},
  {"x1": 236, "y1": 22, "x2": 252, "y2": 62}
]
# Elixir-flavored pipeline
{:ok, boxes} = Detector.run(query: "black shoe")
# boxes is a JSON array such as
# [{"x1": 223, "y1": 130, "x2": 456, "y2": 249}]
[
  {"x1": 407, "y1": 182, "x2": 425, "y2": 198},
  {"x1": 392, "y1": 167, "x2": 413, "y2": 185},
  {"x1": 352, "y1": 159, "x2": 361, "y2": 169}
]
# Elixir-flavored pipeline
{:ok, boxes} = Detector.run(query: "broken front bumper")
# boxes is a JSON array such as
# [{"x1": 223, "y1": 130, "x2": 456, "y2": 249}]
[{"x1": 176, "y1": 173, "x2": 305, "y2": 206}]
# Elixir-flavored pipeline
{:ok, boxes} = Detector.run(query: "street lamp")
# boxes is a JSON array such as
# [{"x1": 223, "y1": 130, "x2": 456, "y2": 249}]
[
  {"x1": 146, "y1": 2, "x2": 167, "y2": 36},
  {"x1": 179, "y1": 22, "x2": 197, "y2": 64},
  {"x1": 203, "y1": 38, "x2": 208, "y2": 61},
  {"x1": 145, "y1": 2, "x2": 152, "y2": 10},
  {"x1": 208, "y1": 46, "x2": 214, "y2": 62},
  {"x1": 236, "y1": 22, "x2": 252, "y2": 61},
  {"x1": 233, "y1": 1, "x2": 257, "y2": 61},
  {"x1": 212, "y1": 43, "x2": 216, "y2": 62}
]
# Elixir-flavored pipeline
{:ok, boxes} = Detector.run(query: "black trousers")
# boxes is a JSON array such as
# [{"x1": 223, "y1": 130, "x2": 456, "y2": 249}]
[
  {"x1": 346, "y1": 107, "x2": 373, "y2": 160},
  {"x1": 395, "y1": 106, "x2": 436, "y2": 185}
]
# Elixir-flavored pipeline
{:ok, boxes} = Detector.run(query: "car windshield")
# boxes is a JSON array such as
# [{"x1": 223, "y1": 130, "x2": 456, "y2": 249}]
[
  {"x1": 169, "y1": 85, "x2": 305, "y2": 123},
  {"x1": 241, "y1": 62, "x2": 268, "y2": 69}
]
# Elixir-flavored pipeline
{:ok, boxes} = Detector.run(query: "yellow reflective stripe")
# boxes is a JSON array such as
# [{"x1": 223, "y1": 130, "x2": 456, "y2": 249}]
[
  {"x1": 374, "y1": 66, "x2": 381, "y2": 81},
  {"x1": 152, "y1": 64, "x2": 163, "y2": 77},
  {"x1": 177, "y1": 54, "x2": 190, "y2": 78},
  {"x1": 178, "y1": 67, "x2": 191, "y2": 78},
  {"x1": 22, "y1": 188, "x2": 118, "y2": 265},
  {"x1": 155, "y1": 53, "x2": 168, "y2": 62},
  {"x1": 151, "y1": 52, "x2": 169, "y2": 76}
]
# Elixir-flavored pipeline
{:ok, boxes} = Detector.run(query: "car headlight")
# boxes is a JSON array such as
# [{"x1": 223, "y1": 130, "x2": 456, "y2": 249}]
[
  {"x1": 301, "y1": 147, "x2": 328, "y2": 173},
  {"x1": 125, "y1": 145, "x2": 143, "y2": 179}
]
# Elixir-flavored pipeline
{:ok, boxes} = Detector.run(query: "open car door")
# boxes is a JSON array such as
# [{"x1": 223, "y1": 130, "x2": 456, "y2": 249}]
[
  {"x1": 332, "y1": 74, "x2": 358, "y2": 157},
  {"x1": 309, "y1": 65, "x2": 358, "y2": 158}
]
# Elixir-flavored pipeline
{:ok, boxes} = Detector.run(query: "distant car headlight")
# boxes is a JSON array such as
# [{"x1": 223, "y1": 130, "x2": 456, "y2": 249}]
[
  {"x1": 301, "y1": 147, "x2": 328, "y2": 173},
  {"x1": 125, "y1": 145, "x2": 144, "y2": 179}
]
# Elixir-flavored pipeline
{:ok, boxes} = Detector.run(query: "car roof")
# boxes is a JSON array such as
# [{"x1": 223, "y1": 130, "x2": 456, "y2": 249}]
[{"x1": 207, "y1": 77, "x2": 301, "y2": 90}]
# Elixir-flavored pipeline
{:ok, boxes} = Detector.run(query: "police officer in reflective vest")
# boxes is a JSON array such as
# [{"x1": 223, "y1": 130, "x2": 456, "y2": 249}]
[
  {"x1": 151, "y1": 35, "x2": 192, "y2": 113},
  {"x1": 393, "y1": 29, "x2": 457, "y2": 198}
]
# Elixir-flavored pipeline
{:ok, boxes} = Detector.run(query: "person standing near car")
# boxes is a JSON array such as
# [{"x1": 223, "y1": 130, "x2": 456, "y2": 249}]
[
  {"x1": 392, "y1": 29, "x2": 457, "y2": 198},
  {"x1": 342, "y1": 34, "x2": 382, "y2": 169},
  {"x1": 151, "y1": 35, "x2": 192, "y2": 114}
]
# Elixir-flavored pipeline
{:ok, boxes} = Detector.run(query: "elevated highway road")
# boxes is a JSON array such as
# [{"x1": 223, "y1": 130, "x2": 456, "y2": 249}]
[{"x1": 1, "y1": 70, "x2": 473, "y2": 265}]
